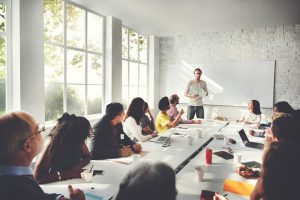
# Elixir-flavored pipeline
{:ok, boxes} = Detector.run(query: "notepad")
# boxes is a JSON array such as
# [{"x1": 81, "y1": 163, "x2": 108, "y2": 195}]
[
  {"x1": 223, "y1": 179, "x2": 254, "y2": 196},
  {"x1": 107, "y1": 151, "x2": 149, "y2": 165}
]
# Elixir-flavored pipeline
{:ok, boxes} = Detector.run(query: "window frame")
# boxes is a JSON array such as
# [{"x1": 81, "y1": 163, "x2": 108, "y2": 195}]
[
  {"x1": 0, "y1": 0, "x2": 12, "y2": 112},
  {"x1": 44, "y1": 0, "x2": 105, "y2": 122},
  {"x1": 122, "y1": 25, "x2": 149, "y2": 107}
]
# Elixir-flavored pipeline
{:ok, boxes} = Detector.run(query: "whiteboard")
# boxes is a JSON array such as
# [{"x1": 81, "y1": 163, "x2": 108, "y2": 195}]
[{"x1": 166, "y1": 61, "x2": 275, "y2": 108}]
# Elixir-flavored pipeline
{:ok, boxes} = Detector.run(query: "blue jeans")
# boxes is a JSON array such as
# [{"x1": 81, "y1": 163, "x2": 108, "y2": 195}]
[{"x1": 187, "y1": 106, "x2": 204, "y2": 120}]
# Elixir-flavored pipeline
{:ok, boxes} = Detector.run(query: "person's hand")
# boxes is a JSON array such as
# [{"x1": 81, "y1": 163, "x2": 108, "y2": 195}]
[
  {"x1": 237, "y1": 165, "x2": 260, "y2": 179},
  {"x1": 192, "y1": 119, "x2": 201, "y2": 124},
  {"x1": 119, "y1": 146, "x2": 133, "y2": 157},
  {"x1": 151, "y1": 131, "x2": 158, "y2": 137},
  {"x1": 133, "y1": 143, "x2": 142, "y2": 153},
  {"x1": 194, "y1": 94, "x2": 199, "y2": 98},
  {"x1": 68, "y1": 185, "x2": 85, "y2": 200},
  {"x1": 213, "y1": 193, "x2": 227, "y2": 200}
]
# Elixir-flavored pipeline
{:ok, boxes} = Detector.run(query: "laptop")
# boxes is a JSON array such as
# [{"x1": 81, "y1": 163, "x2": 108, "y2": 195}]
[
  {"x1": 151, "y1": 128, "x2": 175, "y2": 144},
  {"x1": 238, "y1": 129, "x2": 264, "y2": 150}
]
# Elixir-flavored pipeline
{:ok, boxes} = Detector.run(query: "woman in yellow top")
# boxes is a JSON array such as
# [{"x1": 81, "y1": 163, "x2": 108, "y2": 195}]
[{"x1": 155, "y1": 96, "x2": 183, "y2": 133}]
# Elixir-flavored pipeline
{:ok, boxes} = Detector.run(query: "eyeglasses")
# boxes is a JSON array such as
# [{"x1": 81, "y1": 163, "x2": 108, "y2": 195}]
[{"x1": 27, "y1": 125, "x2": 45, "y2": 140}]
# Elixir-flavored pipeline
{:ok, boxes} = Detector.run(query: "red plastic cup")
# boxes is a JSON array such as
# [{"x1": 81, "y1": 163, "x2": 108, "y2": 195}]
[{"x1": 206, "y1": 148, "x2": 212, "y2": 164}]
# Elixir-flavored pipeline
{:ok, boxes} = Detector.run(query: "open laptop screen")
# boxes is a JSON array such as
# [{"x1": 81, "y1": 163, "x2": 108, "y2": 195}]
[{"x1": 238, "y1": 129, "x2": 250, "y2": 144}]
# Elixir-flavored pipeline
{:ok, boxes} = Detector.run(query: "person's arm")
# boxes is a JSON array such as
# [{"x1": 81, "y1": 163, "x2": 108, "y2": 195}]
[
  {"x1": 61, "y1": 143, "x2": 90, "y2": 178},
  {"x1": 125, "y1": 118, "x2": 152, "y2": 142},
  {"x1": 142, "y1": 125, "x2": 157, "y2": 135},
  {"x1": 250, "y1": 178, "x2": 264, "y2": 200},
  {"x1": 34, "y1": 143, "x2": 61, "y2": 184},
  {"x1": 204, "y1": 81, "x2": 209, "y2": 96},
  {"x1": 168, "y1": 109, "x2": 184, "y2": 128},
  {"x1": 34, "y1": 143, "x2": 89, "y2": 184}
]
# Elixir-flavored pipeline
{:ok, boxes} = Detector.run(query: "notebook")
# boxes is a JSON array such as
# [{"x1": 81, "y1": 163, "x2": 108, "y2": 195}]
[{"x1": 238, "y1": 129, "x2": 264, "y2": 149}]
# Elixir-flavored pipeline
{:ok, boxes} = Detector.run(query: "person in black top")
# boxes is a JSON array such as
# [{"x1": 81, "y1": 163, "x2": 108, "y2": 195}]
[
  {"x1": 90, "y1": 102, "x2": 142, "y2": 160},
  {"x1": 34, "y1": 113, "x2": 91, "y2": 184},
  {"x1": 0, "y1": 111, "x2": 85, "y2": 200}
]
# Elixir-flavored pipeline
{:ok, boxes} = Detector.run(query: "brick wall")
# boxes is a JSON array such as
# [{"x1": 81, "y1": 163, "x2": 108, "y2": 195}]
[{"x1": 159, "y1": 24, "x2": 300, "y2": 121}]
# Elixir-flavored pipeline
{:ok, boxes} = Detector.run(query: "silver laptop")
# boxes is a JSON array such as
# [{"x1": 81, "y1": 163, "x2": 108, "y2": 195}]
[
  {"x1": 151, "y1": 128, "x2": 176, "y2": 144},
  {"x1": 238, "y1": 129, "x2": 264, "y2": 150}
]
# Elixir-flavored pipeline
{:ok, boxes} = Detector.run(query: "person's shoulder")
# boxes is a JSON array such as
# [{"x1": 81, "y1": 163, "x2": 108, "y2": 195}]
[{"x1": 200, "y1": 80, "x2": 207, "y2": 84}]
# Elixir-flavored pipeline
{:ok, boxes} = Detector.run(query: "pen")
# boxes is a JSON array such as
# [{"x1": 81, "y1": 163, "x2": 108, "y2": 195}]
[{"x1": 89, "y1": 165, "x2": 94, "y2": 173}]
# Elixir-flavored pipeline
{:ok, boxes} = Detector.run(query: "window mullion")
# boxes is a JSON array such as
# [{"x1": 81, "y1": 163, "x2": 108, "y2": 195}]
[
  {"x1": 63, "y1": 2, "x2": 67, "y2": 112},
  {"x1": 84, "y1": 10, "x2": 88, "y2": 115}
]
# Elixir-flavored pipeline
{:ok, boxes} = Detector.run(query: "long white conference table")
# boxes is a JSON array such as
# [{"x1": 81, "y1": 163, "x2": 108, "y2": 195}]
[{"x1": 41, "y1": 120, "x2": 265, "y2": 200}]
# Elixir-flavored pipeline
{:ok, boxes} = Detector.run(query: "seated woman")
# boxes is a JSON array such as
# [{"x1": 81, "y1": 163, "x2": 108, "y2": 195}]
[
  {"x1": 250, "y1": 141, "x2": 300, "y2": 200},
  {"x1": 238, "y1": 99, "x2": 261, "y2": 128},
  {"x1": 115, "y1": 162, "x2": 177, "y2": 200},
  {"x1": 250, "y1": 101, "x2": 296, "y2": 137},
  {"x1": 140, "y1": 102, "x2": 157, "y2": 136},
  {"x1": 123, "y1": 97, "x2": 157, "y2": 142},
  {"x1": 34, "y1": 113, "x2": 91, "y2": 184}
]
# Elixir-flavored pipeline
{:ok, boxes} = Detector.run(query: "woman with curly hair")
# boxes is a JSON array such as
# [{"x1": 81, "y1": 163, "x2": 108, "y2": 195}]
[{"x1": 34, "y1": 113, "x2": 91, "y2": 183}]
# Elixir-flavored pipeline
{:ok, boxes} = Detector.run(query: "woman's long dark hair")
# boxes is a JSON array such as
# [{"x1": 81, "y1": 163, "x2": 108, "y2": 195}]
[
  {"x1": 48, "y1": 113, "x2": 91, "y2": 154},
  {"x1": 273, "y1": 101, "x2": 294, "y2": 115},
  {"x1": 251, "y1": 99, "x2": 261, "y2": 115},
  {"x1": 125, "y1": 97, "x2": 145, "y2": 124}
]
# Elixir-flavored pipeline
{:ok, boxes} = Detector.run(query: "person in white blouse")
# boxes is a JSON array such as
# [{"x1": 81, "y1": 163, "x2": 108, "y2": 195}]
[
  {"x1": 123, "y1": 97, "x2": 157, "y2": 142},
  {"x1": 238, "y1": 99, "x2": 262, "y2": 128}
]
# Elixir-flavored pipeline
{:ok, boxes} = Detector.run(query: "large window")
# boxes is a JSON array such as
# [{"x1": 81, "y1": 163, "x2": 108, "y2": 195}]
[
  {"x1": 0, "y1": 1, "x2": 7, "y2": 114},
  {"x1": 44, "y1": 0, "x2": 104, "y2": 121},
  {"x1": 122, "y1": 26, "x2": 148, "y2": 107}
]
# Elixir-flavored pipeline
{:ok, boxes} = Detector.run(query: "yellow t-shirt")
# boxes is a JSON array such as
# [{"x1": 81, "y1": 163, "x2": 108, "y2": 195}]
[{"x1": 155, "y1": 111, "x2": 171, "y2": 133}]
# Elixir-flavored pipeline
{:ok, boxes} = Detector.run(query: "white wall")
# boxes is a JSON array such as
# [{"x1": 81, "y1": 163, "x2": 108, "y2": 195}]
[
  {"x1": 11, "y1": 0, "x2": 44, "y2": 122},
  {"x1": 159, "y1": 24, "x2": 300, "y2": 121}
]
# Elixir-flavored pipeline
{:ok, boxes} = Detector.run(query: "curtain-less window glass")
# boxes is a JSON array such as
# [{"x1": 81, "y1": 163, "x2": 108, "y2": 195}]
[
  {"x1": 122, "y1": 26, "x2": 148, "y2": 108},
  {"x1": 0, "y1": 2, "x2": 6, "y2": 114},
  {"x1": 44, "y1": 0, "x2": 104, "y2": 121}
]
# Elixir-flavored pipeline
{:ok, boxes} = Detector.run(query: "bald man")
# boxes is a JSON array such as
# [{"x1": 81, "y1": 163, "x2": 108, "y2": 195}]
[{"x1": 0, "y1": 111, "x2": 85, "y2": 200}]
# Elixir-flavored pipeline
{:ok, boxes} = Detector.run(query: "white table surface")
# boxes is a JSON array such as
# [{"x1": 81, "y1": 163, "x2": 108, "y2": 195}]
[{"x1": 41, "y1": 120, "x2": 264, "y2": 200}]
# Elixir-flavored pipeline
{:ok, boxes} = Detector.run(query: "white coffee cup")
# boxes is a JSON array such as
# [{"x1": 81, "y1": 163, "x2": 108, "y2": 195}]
[
  {"x1": 234, "y1": 154, "x2": 242, "y2": 164},
  {"x1": 188, "y1": 136, "x2": 193, "y2": 145},
  {"x1": 194, "y1": 166, "x2": 204, "y2": 182},
  {"x1": 196, "y1": 130, "x2": 202, "y2": 138},
  {"x1": 81, "y1": 171, "x2": 93, "y2": 182}
]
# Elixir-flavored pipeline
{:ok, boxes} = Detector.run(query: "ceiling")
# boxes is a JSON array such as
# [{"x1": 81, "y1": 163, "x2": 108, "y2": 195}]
[{"x1": 73, "y1": 0, "x2": 300, "y2": 36}]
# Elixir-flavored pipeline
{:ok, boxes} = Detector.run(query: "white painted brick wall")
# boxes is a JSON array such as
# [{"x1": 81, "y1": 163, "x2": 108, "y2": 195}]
[{"x1": 159, "y1": 24, "x2": 300, "y2": 120}]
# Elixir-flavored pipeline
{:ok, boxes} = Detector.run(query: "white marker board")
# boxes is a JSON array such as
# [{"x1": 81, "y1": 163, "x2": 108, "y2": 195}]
[{"x1": 166, "y1": 61, "x2": 275, "y2": 108}]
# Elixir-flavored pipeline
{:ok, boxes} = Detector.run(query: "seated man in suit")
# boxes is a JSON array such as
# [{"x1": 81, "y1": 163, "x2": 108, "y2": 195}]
[
  {"x1": 90, "y1": 102, "x2": 142, "y2": 160},
  {"x1": 0, "y1": 111, "x2": 84, "y2": 200}
]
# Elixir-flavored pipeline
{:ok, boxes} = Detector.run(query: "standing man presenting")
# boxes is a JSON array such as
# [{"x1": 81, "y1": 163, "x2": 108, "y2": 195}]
[{"x1": 184, "y1": 68, "x2": 208, "y2": 120}]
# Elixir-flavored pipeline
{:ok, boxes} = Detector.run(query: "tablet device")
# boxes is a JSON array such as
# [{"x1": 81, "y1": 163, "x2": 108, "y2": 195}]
[
  {"x1": 242, "y1": 161, "x2": 261, "y2": 169},
  {"x1": 200, "y1": 190, "x2": 215, "y2": 200},
  {"x1": 213, "y1": 151, "x2": 234, "y2": 160}
]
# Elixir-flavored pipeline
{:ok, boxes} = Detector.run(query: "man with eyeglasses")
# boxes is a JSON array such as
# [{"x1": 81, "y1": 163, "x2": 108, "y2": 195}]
[
  {"x1": 90, "y1": 102, "x2": 142, "y2": 160},
  {"x1": 0, "y1": 111, "x2": 85, "y2": 200}
]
